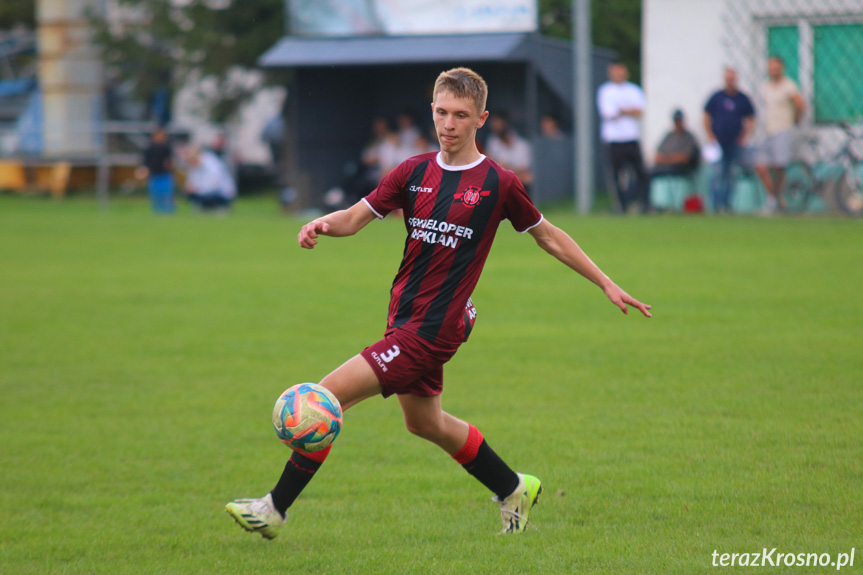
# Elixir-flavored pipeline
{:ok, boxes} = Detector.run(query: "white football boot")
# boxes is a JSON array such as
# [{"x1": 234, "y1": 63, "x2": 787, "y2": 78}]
[
  {"x1": 225, "y1": 493, "x2": 286, "y2": 539},
  {"x1": 494, "y1": 473, "x2": 543, "y2": 533}
]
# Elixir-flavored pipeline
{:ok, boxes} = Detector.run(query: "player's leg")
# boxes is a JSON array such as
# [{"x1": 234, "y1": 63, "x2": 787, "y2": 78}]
[
  {"x1": 226, "y1": 355, "x2": 382, "y2": 538},
  {"x1": 320, "y1": 353, "x2": 384, "y2": 410},
  {"x1": 399, "y1": 392, "x2": 518, "y2": 499},
  {"x1": 397, "y1": 392, "x2": 469, "y2": 454},
  {"x1": 398, "y1": 392, "x2": 542, "y2": 532},
  {"x1": 269, "y1": 355, "x2": 381, "y2": 513}
]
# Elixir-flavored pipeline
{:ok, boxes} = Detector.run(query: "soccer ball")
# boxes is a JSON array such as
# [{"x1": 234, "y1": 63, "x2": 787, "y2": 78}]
[{"x1": 272, "y1": 383, "x2": 342, "y2": 452}]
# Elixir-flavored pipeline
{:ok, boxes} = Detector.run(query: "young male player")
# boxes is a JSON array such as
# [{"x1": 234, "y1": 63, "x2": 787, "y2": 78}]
[{"x1": 226, "y1": 68, "x2": 652, "y2": 538}]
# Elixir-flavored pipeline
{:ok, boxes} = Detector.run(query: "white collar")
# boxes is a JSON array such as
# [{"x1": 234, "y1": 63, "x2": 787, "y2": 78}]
[{"x1": 436, "y1": 152, "x2": 486, "y2": 172}]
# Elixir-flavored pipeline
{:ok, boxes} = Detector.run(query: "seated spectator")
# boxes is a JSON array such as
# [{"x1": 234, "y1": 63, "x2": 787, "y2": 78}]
[
  {"x1": 533, "y1": 112, "x2": 573, "y2": 203},
  {"x1": 485, "y1": 111, "x2": 534, "y2": 188},
  {"x1": 415, "y1": 129, "x2": 439, "y2": 154},
  {"x1": 653, "y1": 109, "x2": 700, "y2": 177},
  {"x1": 378, "y1": 110, "x2": 423, "y2": 176},
  {"x1": 540, "y1": 112, "x2": 565, "y2": 140},
  {"x1": 183, "y1": 144, "x2": 236, "y2": 212},
  {"x1": 344, "y1": 117, "x2": 396, "y2": 203}
]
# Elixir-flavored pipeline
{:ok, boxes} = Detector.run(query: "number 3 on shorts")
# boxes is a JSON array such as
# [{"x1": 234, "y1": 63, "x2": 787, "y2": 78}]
[{"x1": 380, "y1": 345, "x2": 400, "y2": 363}]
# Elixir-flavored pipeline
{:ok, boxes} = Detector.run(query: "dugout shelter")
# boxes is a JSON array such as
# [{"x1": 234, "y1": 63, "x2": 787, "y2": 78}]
[{"x1": 259, "y1": 33, "x2": 615, "y2": 208}]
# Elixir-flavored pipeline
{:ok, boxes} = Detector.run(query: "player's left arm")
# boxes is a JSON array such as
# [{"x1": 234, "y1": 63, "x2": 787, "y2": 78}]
[
  {"x1": 527, "y1": 218, "x2": 652, "y2": 317},
  {"x1": 298, "y1": 200, "x2": 377, "y2": 249}
]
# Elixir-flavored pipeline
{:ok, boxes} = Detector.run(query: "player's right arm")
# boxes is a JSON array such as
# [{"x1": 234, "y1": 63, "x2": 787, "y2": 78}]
[
  {"x1": 298, "y1": 200, "x2": 377, "y2": 249},
  {"x1": 528, "y1": 218, "x2": 652, "y2": 318}
]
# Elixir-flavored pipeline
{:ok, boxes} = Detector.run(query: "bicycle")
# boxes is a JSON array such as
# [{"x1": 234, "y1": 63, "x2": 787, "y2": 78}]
[{"x1": 782, "y1": 123, "x2": 863, "y2": 216}]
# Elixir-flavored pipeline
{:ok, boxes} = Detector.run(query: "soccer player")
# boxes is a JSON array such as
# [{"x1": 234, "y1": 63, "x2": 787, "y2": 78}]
[{"x1": 226, "y1": 68, "x2": 652, "y2": 538}]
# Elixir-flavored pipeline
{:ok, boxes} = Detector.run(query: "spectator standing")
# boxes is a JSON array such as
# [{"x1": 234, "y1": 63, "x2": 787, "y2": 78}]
[
  {"x1": 704, "y1": 67, "x2": 756, "y2": 213},
  {"x1": 485, "y1": 111, "x2": 534, "y2": 189},
  {"x1": 652, "y1": 109, "x2": 700, "y2": 178},
  {"x1": 597, "y1": 62, "x2": 649, "y2": 213},
  {"x1": 138, "y1": 127, "x2": 175, "y2": 214},
  {"x1": 754, "y1": 56, "x2": 806, "y2": 213},
  {"x1": 184, "y1": 145, "x2": 237, "y2": 213}
]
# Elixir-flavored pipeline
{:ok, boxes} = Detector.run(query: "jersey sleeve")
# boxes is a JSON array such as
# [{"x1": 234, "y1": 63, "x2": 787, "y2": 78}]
[
  {"x1": 502, "y1": 171, "x2": 543, "y2": 233},
  {"x1": 363, "y1": 163, "x2": 407, "y2": 218}
]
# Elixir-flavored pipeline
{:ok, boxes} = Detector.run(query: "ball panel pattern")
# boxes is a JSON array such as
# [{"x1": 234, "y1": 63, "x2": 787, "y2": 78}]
[{"x1": 272, "y1": 383, "x2": 343, "y2": 452}]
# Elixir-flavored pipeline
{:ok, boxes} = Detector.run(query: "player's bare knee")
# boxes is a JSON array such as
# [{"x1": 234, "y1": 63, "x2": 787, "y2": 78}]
[{"x1": 404, "y1": 417, "x2": 443, "y2": 440}]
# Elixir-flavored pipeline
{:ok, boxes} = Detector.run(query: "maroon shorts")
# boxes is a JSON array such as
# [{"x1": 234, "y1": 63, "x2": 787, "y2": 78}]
[{"x1": 360, "y1": 329, "x2": 461, "y2": 398}]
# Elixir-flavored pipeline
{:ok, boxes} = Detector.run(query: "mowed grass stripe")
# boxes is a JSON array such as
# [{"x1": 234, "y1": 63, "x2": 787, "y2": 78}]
[{"x1": 0, "y1": 196, "x2": 860, "y2": 574}]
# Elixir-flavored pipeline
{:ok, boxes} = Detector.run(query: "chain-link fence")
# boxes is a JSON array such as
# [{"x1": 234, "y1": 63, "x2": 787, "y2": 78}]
[{"x1": 722, "y1": 0, "x2": 863, "y2": 214}]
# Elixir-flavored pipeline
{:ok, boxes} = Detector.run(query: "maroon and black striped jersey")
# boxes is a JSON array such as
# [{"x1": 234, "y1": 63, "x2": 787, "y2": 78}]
[{"x1": 363, "y1": 152, "x2": 543, "y2": 346}]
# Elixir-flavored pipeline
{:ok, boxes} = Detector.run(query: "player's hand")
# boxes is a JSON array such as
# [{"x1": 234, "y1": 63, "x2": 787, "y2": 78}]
[
  {"x1": 298, "y1": 219, "x2": 330, "y2": 249},
  {"x1": 604, "y1": 284, "x2": 652, "y2": 318}
]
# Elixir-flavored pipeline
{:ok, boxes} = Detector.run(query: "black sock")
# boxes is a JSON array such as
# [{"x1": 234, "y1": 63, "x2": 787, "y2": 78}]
[
  {"x1": 270, "y1": 451, "x2": 325, "y2": 515},
  {"x1": 461, "y1": 440, "x2": 520, "y2": 500}
]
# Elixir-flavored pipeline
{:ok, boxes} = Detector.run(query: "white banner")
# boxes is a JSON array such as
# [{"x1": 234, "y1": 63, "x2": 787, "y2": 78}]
[{"x1": 289, "y1": 0, "x2": 538, "y2": 36}]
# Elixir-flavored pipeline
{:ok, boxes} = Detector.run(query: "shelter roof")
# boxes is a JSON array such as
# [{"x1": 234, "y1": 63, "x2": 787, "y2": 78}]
[{"x1": 258, "y1": 32, "x2": 595, "y2": 102}]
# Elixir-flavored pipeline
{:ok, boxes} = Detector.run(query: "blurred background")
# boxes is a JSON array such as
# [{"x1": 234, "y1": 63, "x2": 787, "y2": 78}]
[{"x1": 0, "y1": 0, "x2": 860, "y2": 213}]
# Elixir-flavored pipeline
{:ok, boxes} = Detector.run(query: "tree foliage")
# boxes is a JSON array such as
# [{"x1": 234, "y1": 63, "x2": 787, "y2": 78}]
[
  {"x1": 87, "y1": 0, "x2": 641, "y2": 123},
  {"x1": 0, "y1": 2, "x2": 35, "y2": 30},
  {"x1": 539, "y1": 0, "x2": 642, "y2": 83},
  {"x1": 89, "y1": 0, "x2": 285, "y2": 122}
]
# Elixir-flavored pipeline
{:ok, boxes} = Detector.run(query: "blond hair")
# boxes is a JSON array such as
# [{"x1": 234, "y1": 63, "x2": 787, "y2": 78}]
[{"x1": 433, "y1": 67, "x2": 488, "y2": 114}]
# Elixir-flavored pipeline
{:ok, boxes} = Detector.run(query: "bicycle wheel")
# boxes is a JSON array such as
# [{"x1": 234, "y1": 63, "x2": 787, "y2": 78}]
[
  {"x1": 782, "y1": 161, "x2": 815, "y2": 213},
  {"x1": 834, "y1": 161, "x2": 863, "y2": 217}
]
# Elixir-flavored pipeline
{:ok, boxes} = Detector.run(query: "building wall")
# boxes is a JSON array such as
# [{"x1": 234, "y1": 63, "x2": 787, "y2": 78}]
[
  {"x1": 642, "y1": 0, "x2": 726, "y2": 164},
  {"x1": 642, "y1": 0, "x2": 863, "y2": 163}
]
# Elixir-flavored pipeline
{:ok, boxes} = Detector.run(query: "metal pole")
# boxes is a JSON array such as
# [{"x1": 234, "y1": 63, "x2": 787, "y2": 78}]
[
  {"x1": 574, "y1": 0, "x2": 593, "y2": 214},
  {"x1": 284, "y1": 0, "x2": 292, "y2": 35}
]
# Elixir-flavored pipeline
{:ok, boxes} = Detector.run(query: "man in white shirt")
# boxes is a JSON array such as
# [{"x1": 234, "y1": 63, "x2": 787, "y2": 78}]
[
  {"x1": 597, "y1": 62, "x2": 649, "y2": 213},
  {"x1": 184, "y1": 144, "x2": 237, "y2": 212},
  {"x1": 754, "y1": 56, "x2": 806, "y2": 212}
]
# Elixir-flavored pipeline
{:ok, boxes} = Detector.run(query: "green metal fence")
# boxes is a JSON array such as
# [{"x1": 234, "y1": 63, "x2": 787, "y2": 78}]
[
  {"x1": 724, "y1": 0, "x2": 863, "y2": 127},
  {"x1": 723, "y1": 0, "x2": 863, "y2": 214}
]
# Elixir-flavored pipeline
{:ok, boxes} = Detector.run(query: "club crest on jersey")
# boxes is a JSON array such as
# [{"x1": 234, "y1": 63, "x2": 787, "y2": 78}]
[{"x1": 454, "y1": 186, "x2": 490, "y2": 207}]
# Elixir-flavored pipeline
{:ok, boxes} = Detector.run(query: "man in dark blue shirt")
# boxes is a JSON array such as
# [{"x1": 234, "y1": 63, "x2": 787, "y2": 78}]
[{"x1": 703, "y1": 67, "x2": 755, "y2": 212}]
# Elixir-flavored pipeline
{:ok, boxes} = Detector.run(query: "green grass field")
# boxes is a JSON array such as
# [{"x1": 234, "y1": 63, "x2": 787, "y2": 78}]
[{"x1": 1, "y1": 195, "x2": 861, "y2": 574}]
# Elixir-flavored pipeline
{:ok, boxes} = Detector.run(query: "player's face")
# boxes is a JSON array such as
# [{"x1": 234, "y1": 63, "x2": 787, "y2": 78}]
[{"x1": 431, "y1": 90, "x2": 488, "y2": 156}]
